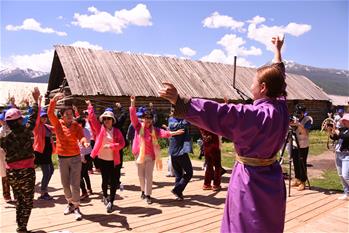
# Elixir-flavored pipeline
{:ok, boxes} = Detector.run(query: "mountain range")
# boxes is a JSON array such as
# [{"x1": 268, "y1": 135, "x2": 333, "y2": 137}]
[{"x1": 1, "y1": 62, "x2": 348, "y2": 96}]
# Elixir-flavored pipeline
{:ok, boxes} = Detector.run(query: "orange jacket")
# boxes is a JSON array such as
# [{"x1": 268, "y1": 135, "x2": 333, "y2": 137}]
[{"x1": 48, "y1": 99, "x2": 84, "y2": 156}]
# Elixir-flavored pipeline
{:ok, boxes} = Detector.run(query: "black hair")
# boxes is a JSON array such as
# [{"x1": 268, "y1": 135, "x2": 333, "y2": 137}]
[
  {"x1": 142, "y1": 110, "x2": 153, "y2": 119},
  {"x1": 6, "y1": 118, "x2": 22, "y2": 130},
  {"x1": 76, "y1": 116, "x2": 86, "y2": 128},
  {"x1": 295, "y1": 104, "x2": 306, "y2": 113},
  {"x1": 59, "y1": 107, "x2": 73, "y2": 116}
]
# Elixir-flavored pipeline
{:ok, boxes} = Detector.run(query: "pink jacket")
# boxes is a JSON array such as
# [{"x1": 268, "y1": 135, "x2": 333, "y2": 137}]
[
  {"x1": 88, "y1": 105, "x2": 125, "y2": 166},
  {"x1": 33, "y1": 106, "x2": 55, "y2": 154},
  {"x1": 129, "y1": 106, "x2": 171, "y2": 160}
]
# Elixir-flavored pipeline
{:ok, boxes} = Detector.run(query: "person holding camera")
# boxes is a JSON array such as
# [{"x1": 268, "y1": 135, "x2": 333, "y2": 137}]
[
  {"x1": 290, "y1": 104, "x2": 313, "y2": 191},
  {"x1": 329, "y1": 113, "x2": 349, "y2": 200}
]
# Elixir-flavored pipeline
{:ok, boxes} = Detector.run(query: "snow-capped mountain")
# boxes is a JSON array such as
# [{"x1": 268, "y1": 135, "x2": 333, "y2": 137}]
[
  {"x1": 0, "y1": 67, "x2": 49, "y2": 83},
  {"x1": 284, "y1": 61, "x2": 349, "y2": 96}
]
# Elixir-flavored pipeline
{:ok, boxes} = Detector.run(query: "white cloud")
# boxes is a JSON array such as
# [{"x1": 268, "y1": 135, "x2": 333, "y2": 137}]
[
  {"x1": 70, "y1": 41, "x2": 103, "y2": 50},
  {"x1": 247, "y1": 15, "x2": 266, "y2": 25},
  {"x1": 2, "y1": 41, "x2": 103, "y2": 72},
  {"x1": 72, "y1": 4, "x2": 152, "y2": 34},
  {"x1": 6, "y1": 18, "x2": 67, "y2": 36},
  {"x1": 201, "y1": 49, "x2": 255, "y2": 67},
  {"x1": 200, "y1": 34, "x2": 261, "y2": 67},
  {"x1": 217, "y1": 34, "x2": 262, "y2": 57},
  {"x1": 57, "y1": 16, "x2": 64, "y2": 20},
  {"x1": 180, "y1": 47, "x2": 197, "y2": 57},
  {"x1": 247, "y1": 19, "x2": 311, "y2": 51},
  {"x1": 3, "y1": 49, "x2": 54, "y2": 72},
  {"x1": 202, "y1": 12, "x2": 244, "y2": 31}
]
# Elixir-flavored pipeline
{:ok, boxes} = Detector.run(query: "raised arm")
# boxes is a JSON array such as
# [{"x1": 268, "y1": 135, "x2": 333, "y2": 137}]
[
  {"x1": 272, "y1": 35, "x2": 284, "y2": 63},
  {"x1": 26, "y1": 88, "x2": 40, "y2": 131},
  {"x1": 129, "y1": 96, "x2": 141, "y2": 130},
  {"x1": 48, "y1": 93, "x2": 64, "y2": 128},
  {"x1": 33, "y1": 96, "x2": 42, "y2": 133},
  {"x1": 86, "y1": 100, "x2": 101, "y2": 134}
]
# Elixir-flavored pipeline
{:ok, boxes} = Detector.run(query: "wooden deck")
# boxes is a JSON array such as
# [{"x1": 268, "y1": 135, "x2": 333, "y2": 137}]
[{"x1": 1, "y1": 159, "x2": 348, "y2": 233}]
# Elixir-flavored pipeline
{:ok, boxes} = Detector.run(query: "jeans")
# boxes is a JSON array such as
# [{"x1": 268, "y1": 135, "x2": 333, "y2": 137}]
[
  {"x1": 335, "y1": 151, "x2": 349, "y2": 194},
  {"x1": 40, "y1": 163, "x2": 54, "y2": 193},
  {"x1": 171, "y1": 153, "x2": 193, "y2": 195},
  {"x1": 167, "y1": 154, "x2": 174, "y2": 176}
]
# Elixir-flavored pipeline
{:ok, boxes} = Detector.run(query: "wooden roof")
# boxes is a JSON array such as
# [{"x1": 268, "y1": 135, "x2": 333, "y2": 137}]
[{"x1": 48, "y1": 45, "x2": 330, "y2": 101}]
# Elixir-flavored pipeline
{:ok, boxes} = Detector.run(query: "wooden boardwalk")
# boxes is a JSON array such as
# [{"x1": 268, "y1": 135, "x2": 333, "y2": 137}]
[{"x1": 1, "y1": 159, "x2": 348, "y2": 233}]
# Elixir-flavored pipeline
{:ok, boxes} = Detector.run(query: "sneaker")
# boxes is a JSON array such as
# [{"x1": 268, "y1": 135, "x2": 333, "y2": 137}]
[
  {"x1": 171, "y1": 189, "x2": 184, "y2": 201},
  {"x1": 106, "y1": 202, "x2": 113, "y2": 213},
  {"x1": 81, "y1": 192, "x2": 89, "y2": 200},
  {"x1": 297, "y1": 182, "x2": 305, "y2": 191},
  {"x1": 74, "y1": 208, "x2": 82, "y2": 221},
  {"x1": 338, "y1": 194, "x2": 349, "y2": 200},
  {"x1": 141, "y1": 191, "x2": 145, "y2": 200},
  {"x1": 291, "y1": 179, "x2": 301, "y2": 187},
  {"x1": 212, "y1": 185, "x2": 221, "y2": 192},
  {"x1": 64, "y1": 203, "x2": 74, "y2": 215},
  {"x1": 39, "y1": 193, "x2": 53, "y2": 200},
  {"x1": 145, "y1": 195, "x2": 152, "y2": 204},
  {"x1": 102, "y1": 196, "x2": 109, "y2": 206},
  {"x1": 203, "y1": 185, "x2": 212, "y2": 190}
]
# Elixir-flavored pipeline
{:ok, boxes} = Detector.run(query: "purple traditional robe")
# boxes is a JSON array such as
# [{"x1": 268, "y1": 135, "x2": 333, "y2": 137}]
[{"x1": 183, "y1": 97, "x2": 289, "y2": 233}]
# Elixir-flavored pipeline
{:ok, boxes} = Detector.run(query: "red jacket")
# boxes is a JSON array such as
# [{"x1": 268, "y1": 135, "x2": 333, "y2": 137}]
[{"x1": 33, "y1": 106, "x2": 55, "y2": 154}]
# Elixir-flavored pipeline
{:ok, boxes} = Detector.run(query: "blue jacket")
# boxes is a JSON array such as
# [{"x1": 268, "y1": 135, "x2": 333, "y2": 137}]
[{"x1": 168, "y1": 117, "x2": 192, "y2": 156}]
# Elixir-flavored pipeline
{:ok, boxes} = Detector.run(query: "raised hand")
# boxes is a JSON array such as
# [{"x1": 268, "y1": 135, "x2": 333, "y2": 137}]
[
  {"x1": 130, "y1": 96, "x2": 136, "y2": 107},
  {"x1": 115, "y1": 102, "x2": 121, "y2": 109},
  {"x1": 271, "y1": 35, "x2": 284, "y2": 51},
  {"x1": 53, "y1": 93, "x2": 64, "y2": 102},
  {"x1": 32, "y1": 87, "x2": 41, "y2": 102},
  {"x1": 158, "y1": 82, "x2": 179, "y2": 105},
  {"x1": 85, "y1": 100, "x2": 91, "y2": 106}
]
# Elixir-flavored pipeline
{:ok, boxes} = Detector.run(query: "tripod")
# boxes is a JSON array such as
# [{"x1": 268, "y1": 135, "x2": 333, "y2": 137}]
[{"x1": 279, "y1": 127, "x2": 311, "y2": 197}]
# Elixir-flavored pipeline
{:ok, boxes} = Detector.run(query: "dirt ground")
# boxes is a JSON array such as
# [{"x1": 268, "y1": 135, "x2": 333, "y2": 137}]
[{"x1": 305, "y1": 150, "x2": 336, "y2": 179}]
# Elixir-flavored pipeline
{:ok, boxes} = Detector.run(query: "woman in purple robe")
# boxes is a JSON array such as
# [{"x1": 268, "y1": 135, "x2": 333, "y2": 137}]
[{"x1": 159, "y1": 36, "x2": 288, "y2": 233}]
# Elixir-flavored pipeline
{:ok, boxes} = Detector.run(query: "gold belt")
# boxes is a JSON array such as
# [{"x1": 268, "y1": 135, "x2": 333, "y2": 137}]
[{"x1": 235, "y1": 154, "x2": 277, "y2": 167}]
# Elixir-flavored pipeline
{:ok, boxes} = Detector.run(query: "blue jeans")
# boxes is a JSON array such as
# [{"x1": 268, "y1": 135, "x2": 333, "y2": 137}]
[
  {"x1": 335, "y1": 151, "x2": 349, "y2": 194},
  {"x1": 171, "y1": 153, "x2": 193, "y2": 195},
  {"x1": 40, "y1": 163, "x2": 54, "y2": 193}
]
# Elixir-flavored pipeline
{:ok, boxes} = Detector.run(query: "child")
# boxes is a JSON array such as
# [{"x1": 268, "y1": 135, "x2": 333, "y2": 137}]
[{"x1": 76, "y1": 117, "x2": 93, "y2": 199}]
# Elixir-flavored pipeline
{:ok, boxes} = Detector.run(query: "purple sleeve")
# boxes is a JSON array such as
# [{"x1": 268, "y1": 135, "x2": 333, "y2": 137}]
[{"x1": 184, "y1": 98, "x2": 264, "y2": 141}]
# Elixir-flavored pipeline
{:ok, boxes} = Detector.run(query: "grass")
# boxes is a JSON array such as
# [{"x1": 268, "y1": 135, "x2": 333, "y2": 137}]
[
  {"x1": 51, "y1": 130, "x2": 338, "y2": 191},
  {"x1": 310, "y1": 169, "x2": 343, "y2": 192}
]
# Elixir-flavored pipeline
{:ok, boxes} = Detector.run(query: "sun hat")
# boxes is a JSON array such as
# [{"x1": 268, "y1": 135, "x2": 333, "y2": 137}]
[
  {"x1": 99, "y1": 111, "x2": 116, "y2": 123},
  {"x1": 5, "y1": 108, "x2": 22, "y2": 121},
  {"x1": 340, "y1": 113, "x2": 349, "y2": 123}
]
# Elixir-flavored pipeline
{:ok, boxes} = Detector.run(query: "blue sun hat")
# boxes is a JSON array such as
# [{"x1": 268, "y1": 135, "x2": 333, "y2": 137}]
[
  {"x1": 40, "y1": 110, "x2": 48, "y2": 117},
  {"x1": 0, "y1": 112, "x2": 5, "y2": 121},
  {"x1": 105, "y1": 107, "x2": 114, "y2": 112},
  {"x1": 136, "y1": 106, "x2": 146, "y2": 118}
]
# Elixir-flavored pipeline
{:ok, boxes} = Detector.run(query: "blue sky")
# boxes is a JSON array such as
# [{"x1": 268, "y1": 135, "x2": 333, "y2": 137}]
[{"x1": 0, "y1": 0, "x2": 348, "y2": 72}]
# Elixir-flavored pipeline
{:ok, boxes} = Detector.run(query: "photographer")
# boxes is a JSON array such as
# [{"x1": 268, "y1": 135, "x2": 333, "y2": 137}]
[
  {"x1": 329, "y1": 113, "x2": 349, "y2": 200},
  {"x1": 290, "y1": 104, "x2": 313, "y2": 191}
]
